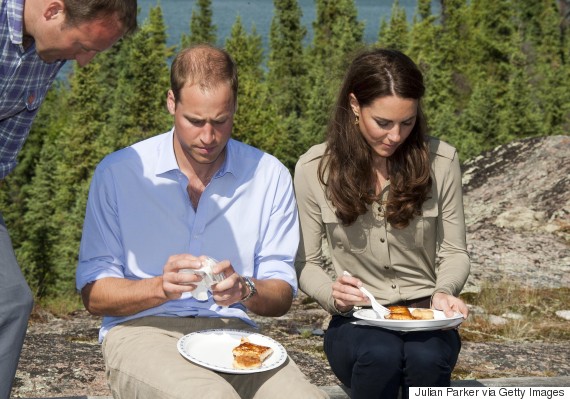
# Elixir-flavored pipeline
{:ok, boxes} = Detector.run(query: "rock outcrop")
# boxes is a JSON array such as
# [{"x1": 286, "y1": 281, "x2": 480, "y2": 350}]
[{"x1": 461, "y1": 135, "x2": 569, "y2": 292}]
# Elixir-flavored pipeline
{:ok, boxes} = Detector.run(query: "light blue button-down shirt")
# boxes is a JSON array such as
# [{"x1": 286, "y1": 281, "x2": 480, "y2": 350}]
[{"x1": 76, "y1": 130, "x2": 300, "y2": 342}]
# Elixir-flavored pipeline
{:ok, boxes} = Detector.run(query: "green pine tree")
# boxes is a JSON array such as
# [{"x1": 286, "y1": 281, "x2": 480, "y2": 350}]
[
  {"x1": 497, "y1": 30, "x2": 543, "y2": 144},
  {"x1": 265, "y1": 0, "x2": 308, "y2": 169},
  {"x1": 302, "y1": 0, "x2": 364, "y2": 150},
  {"x1": 48, "y1": 60, "x2": 113, "y2": 296},
  {"x1": 526, "y1": 0, "x2": 570, "y2": 136},
  {"x1": 465, "y1": 0, "x2": 516, "y2": 90},
  {"x1": 456, "y1": 81, "x2": 501, "y2": 160},
  {"x1": 267, "y1": 0, "x2": 307, "y2": 118},
  {"x1": 377, "y1": 0, "x2": 409, "y2": 51},
  {"x1": 225, "y1": 16, "x2": 273, "y2": 149},
  {"x1": 181, "y1": 0, "x2": 217, "y2": 48},
  {"x1": 0, "y1": 84, "x2": 71, "y2": 297},
  {"x1": 109, "y1": 5, "x2": 173, "y2": 151},
  {"x1": 418, "y1": 0, "x2": 432, "y2": 20},
  {"x1": 420, "y1": 0, "x2": 468, "y2": 151},
  {"x1": 407, "y1": 0, "x2": 438, "y2": 68}
]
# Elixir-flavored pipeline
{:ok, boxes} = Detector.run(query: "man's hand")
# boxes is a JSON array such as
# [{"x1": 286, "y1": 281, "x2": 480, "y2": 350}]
[
  {"x1": 162, "y1": 254, "x2": 205, "y2": 300},
  {"x1": 206, "y1": 259, "x2": 293, "y2": 317},
  {"x1": 209, "y1": 260, "x2": 246, "y2": 306}
]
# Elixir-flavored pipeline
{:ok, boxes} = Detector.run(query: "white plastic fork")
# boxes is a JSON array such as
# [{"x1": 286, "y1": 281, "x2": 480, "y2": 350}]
[{"x1": 343, "y1": 271, "x2": 391, "y2": 317}]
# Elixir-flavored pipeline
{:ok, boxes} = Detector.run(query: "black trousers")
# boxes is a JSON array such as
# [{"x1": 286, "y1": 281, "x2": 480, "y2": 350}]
[{"x1": 324, "y1": 315, "x2": 461, "y2": 399}]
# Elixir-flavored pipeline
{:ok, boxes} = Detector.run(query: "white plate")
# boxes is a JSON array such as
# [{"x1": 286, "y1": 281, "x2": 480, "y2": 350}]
[
  {"x1": 177, "y1": 329, "x2": 287, "y2": 374},
  {"x1": 353, "y1": 308, "x2": 464, "y2": 331}
]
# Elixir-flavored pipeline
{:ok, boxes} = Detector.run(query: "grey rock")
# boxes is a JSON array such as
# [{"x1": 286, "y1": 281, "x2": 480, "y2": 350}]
[
  {"x1": 461, "y1": 135, "x2": 570, "y2": 291},
  {"x1": 555, "y1": 310, "x2": 570, "y2": 321},
  {"x1": 500, "y1": 312, "x2": 524, "y2": 320},
  {"x1": 487, "y1": 315, "x2": 509, "y2": 325}
]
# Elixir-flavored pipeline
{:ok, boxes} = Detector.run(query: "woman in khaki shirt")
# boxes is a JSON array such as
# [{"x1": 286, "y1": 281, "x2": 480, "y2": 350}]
[{"x1": 294, "y1": 48, "x2": 470, "y2": 399}]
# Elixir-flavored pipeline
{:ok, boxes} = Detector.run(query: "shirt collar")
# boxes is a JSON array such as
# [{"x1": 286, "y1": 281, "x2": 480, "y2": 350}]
[
  {"x1": 7, "y1": 0, "x2": 25, "y2": 46},
  {"x1": 220, "y1": 139, "x2": 236, "y2": 178},
  {"x1": 155, "y1": 129, "x2": 180, "y2": 176},
  {"x1": 154, "y1": 129, "x2": 236, "y2": 179}
]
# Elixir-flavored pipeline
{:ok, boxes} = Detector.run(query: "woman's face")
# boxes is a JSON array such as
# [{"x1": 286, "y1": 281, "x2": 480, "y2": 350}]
[{"x1": 350, "y1": 94, "x2": 418, "y2": 159}]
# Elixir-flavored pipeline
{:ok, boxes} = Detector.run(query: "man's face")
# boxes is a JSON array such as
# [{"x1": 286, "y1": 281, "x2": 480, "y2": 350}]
[
  {"x1": 168, "y1": 83, "x2": 235, "y2": 169},
  {"x1": 34, "y1": 13, "x2": 125, "y2": 67}
]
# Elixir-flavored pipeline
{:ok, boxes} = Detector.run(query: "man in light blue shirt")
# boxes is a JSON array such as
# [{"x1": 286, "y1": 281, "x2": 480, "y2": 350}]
[{"x1": 76, "y1": 44, "x2": 327, "y2": 398}]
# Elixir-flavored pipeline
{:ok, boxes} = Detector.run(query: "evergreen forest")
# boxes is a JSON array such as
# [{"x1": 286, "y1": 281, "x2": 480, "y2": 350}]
[{"x1": 1, "y1": 0, "x2": 569, "y2": 302}]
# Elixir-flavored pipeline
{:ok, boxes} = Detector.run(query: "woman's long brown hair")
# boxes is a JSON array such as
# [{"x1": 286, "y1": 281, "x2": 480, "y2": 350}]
[{"x1": 318, "y1": 48, "x2": 432, "y2": 228}]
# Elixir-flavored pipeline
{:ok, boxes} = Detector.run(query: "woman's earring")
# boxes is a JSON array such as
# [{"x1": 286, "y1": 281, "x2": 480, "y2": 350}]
[{"x1": 354, "y1": 113, "x2": 360, "y2": 125}]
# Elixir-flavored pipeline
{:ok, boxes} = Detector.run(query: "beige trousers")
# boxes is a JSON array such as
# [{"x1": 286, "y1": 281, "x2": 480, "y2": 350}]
[{"x1": 102, "y1": 316, "x2": 328, "y2": 399}]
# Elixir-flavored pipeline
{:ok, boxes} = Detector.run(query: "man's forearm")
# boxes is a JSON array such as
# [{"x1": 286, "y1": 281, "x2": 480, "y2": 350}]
[
  {"x1": 81, "y1": 276, "x2": 168, "y2": 317},
  {"x1": 241, "y1": 279, "x2": 293, "y2": 317}
]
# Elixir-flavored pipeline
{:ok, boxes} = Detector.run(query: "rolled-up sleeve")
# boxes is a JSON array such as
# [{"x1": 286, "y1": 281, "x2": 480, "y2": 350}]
[
  {"x1": 256, "y1": 165, "x2": 300, "y2": 294},
  {"x1": 76, "y1": 165, "x2": 125, "y2": 291}
]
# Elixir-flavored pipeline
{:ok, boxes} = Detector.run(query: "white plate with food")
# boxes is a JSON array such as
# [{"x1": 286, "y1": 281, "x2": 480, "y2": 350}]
[
  {"x1": 353, "y1": 308, "x2": 464, "y2": 331},
  {"x1": 177, "y1": 329, "x2": 287, "y2": 374}
]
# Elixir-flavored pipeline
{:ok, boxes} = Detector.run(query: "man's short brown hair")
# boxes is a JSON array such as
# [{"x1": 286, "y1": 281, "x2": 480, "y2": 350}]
[
  {"x1": 63, "y1": 0, "x2": 138, "y2": 36},
  {"x1": 170, "y1": 44, "x2": 238, "y2": 108}
]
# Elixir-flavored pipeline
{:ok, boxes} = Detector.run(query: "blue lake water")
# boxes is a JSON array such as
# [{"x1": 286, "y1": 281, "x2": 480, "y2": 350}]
[{"x1": 137, "y1": 0, "x2": 441, "y2": 49}]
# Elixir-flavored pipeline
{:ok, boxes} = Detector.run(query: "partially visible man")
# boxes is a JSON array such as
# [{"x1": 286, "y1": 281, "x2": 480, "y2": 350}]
[
  {"x1": 76, "y1": 44, "x2": 327, "y2": 399},
  {"x1": 1, "y1": 0, "x2": 137, "y2": 397}
]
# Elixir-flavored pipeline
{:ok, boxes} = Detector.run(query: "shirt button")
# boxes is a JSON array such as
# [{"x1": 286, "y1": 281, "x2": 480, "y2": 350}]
[
  {"x1": 380, "y1": 238, "x2": 385, "y2": 243},
  {"x1": 27, "y1": 94, "x2": 35, "y2": 104},
  {"x1": 391, "y1": 284, "x2": 397, "y2": 289}
]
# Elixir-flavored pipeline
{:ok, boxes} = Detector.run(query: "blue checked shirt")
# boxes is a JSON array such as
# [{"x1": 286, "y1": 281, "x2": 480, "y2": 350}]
[{"x1": 1, "y1": 0, "x2": 65, "y2": 179}]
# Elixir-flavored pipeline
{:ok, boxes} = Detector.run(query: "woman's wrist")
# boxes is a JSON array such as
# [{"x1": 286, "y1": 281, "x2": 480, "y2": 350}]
[{"x1": 333, "y1": 300, "x2": 354, "y2": 316}]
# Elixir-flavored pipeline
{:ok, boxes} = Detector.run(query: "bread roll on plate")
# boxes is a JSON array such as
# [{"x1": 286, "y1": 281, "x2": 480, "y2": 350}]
[
  {"x1": 385, "y1": 306, "x2": 435, "y2": 320},
  {"x1": 411, "y1": 308, "x2": 434, "y2": 320}
]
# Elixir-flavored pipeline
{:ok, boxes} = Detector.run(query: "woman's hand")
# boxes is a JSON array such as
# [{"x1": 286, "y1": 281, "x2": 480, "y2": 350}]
[
  {"x1": 432, "y1": 292, "x2": 469, "y2": 318},
  {"x1": 332, "y1": 273, "x2": 367, "y2": 313}
]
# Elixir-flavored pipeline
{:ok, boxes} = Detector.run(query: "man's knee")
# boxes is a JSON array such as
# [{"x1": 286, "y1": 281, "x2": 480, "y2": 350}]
[
  {"x1": 12, "y1": 283, "x2": 34, "y2": 316},
  {"x1": 108, "y1": 367, "x2": 241, "y2": 399},
  {"x1": 1, "y1": 282, "x2": 33, "y2": 328}
]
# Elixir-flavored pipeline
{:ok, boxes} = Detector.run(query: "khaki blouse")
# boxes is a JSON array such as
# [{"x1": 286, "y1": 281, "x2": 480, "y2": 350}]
[{"x1": 294, "y1": 138, "x2": 470, "y2": 315}]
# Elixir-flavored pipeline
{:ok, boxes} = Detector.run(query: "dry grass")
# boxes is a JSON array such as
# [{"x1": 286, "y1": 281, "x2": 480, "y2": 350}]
[
  {"x1": 459, "y1": 283, "x2": 570, "y2": 342},
  {"x1": 31, "y1": 293, "x2": 84, "y2": 322}
]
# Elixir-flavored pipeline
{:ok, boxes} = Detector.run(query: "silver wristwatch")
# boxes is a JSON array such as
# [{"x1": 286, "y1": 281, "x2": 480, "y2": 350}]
[{"x1": 240, "y1": 276, "x2": 257, "y2": 302}]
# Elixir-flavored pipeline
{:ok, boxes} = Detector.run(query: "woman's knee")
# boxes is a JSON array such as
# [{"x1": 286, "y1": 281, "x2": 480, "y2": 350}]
[
  {"x1": 358, "y1": 343, "x2": 403, "y2": 368},
  {"x1": 405, "y1": 331, "x2": 460, "y2": 369},
  {"x1": 404, "y1": 332, "x2": 460, "y2": 385}
]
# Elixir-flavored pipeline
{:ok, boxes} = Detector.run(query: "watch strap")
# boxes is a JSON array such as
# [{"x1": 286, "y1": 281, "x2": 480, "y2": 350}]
[{"x1": 240, "y1": 276, "x2": 257, "y2": 302}]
